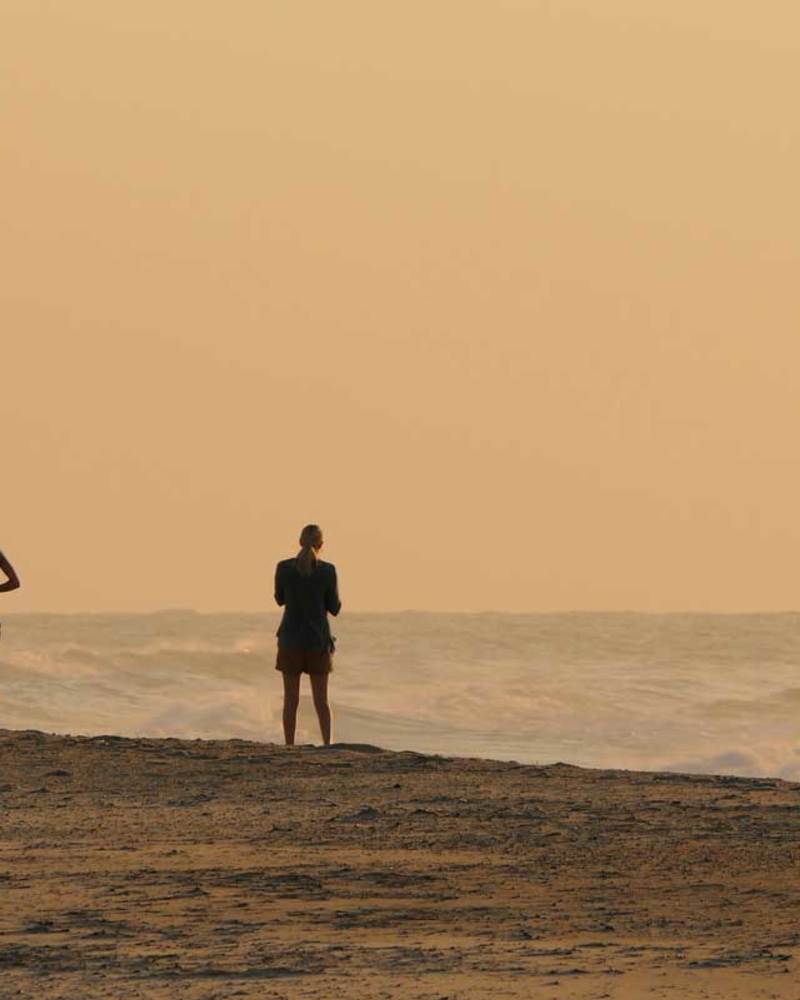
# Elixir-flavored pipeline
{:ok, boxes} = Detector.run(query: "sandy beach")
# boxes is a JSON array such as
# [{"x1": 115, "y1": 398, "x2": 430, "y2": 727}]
[{"x1": 1, "y1": 729, "x2": 799, "y2": 998}]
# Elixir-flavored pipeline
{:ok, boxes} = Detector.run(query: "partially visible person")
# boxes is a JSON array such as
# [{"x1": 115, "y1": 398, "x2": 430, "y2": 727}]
[
  {"x1": 0, "y1": 549, "x2": 20, "y2": 639},
  {"x1": 0, "y1": 550, "x2": 20, "y2": 593},
  {"x1": 274, "y1": 524, "x2": 341, "y2": 746}
]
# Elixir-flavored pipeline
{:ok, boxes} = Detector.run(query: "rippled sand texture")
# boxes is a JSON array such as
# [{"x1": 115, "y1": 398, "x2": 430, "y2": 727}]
[{"x1": 1, "y1": 730, "x2": 799, "y2": 998}]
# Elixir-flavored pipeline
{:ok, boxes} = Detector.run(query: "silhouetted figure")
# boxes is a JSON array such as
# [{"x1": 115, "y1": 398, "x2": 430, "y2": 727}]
[
  {"x1": 274, "y1": 524, "x2": 341, "y2": 746},
  {"x1": 0, "y1": 549, "x2": 20, "y2": 639}
]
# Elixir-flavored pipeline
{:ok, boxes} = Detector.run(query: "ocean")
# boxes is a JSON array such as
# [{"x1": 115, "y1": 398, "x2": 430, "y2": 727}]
[{"x1": 1, "y1": 611, "x2": 798, "y2": 779}]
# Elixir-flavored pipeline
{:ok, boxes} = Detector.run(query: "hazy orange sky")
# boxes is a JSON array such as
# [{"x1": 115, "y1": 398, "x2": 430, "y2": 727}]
[{"x1": 4, "y1": 2, "x2": 799, "y2": 612}]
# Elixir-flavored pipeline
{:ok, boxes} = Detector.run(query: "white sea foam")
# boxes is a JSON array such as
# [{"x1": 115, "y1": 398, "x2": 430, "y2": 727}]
[{"x1": 2, "y1": 611, "x2": 799, "y2": 778}]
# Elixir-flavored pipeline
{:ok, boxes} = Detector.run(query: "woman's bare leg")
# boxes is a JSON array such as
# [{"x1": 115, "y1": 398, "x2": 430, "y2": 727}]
[
  {"x1": 309, "y1": 672, "x2": 332, "y2": 746},
  {"x1": 282, "y1": 671, "x2": 301, "y2": 745}
]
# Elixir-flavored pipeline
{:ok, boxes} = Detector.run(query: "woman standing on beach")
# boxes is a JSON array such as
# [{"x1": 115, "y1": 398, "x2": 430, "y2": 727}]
[{"x1": 275, "y1": 524, "x2": 341, "y2": 746}]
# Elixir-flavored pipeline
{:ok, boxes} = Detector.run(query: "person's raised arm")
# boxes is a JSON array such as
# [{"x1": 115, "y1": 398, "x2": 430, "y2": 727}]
[
  {"x1": 0, "y1": 550, "x2": 20, "y2": 593},
  {"x1": 274, "y1": 562, "x2": 286, "y2": 607},
  {"x1": 326, "y1": 566, "x2": 341, "y2": 616}
]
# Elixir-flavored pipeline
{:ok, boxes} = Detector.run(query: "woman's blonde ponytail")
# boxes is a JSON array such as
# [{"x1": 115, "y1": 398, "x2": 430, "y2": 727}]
[{"x1": 296, "y1": 524, "x2": 323, "y2": 576}]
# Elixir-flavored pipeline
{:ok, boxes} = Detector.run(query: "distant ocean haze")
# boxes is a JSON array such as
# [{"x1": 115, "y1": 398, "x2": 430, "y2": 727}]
[{"x1": 1, "y1": 611, "x2": 799, "y2": 780}]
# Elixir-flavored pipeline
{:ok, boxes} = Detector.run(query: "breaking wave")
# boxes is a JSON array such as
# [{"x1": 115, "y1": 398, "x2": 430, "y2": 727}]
[{"x1": 2, "y1": 611, "x2": 800, "y2": 778}]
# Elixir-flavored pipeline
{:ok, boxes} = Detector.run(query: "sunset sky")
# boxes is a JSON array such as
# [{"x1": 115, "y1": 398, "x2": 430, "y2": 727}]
[{"x1": 4, "y1": 2, "x2": 799, "y2": 612}]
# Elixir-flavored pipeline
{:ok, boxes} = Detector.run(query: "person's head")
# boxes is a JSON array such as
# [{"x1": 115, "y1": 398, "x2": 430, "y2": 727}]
[{"x1": 296, "y1": 523, "x2": 323, "y2": 575}]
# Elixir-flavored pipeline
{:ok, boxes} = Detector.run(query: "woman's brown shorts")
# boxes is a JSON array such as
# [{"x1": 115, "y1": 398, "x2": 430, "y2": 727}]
[{"x1": 275, "y1": 646, "x2": 333, "y2": 675}]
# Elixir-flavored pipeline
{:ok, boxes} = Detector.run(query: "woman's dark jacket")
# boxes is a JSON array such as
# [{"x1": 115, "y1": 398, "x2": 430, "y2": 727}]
[{"x1": 274, "y1": 559, "x2": 341, "y2": 652}]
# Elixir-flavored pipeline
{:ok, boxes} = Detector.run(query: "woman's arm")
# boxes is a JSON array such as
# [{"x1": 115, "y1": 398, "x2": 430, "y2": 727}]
[
  {"x1": 325, "y1": 566, "x2": 341, "y2": 616},
  {"x1": 0, "y1": 550, "x2": 20, "y2": 592},
  {"x1": 274, "y1": 562, "x2": 286, "y2": 607}
]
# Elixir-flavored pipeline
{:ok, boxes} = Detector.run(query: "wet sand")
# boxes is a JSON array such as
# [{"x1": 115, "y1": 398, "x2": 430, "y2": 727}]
[{"x1": 1, "y1": 728, "x2": 798, "y2": 998}]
